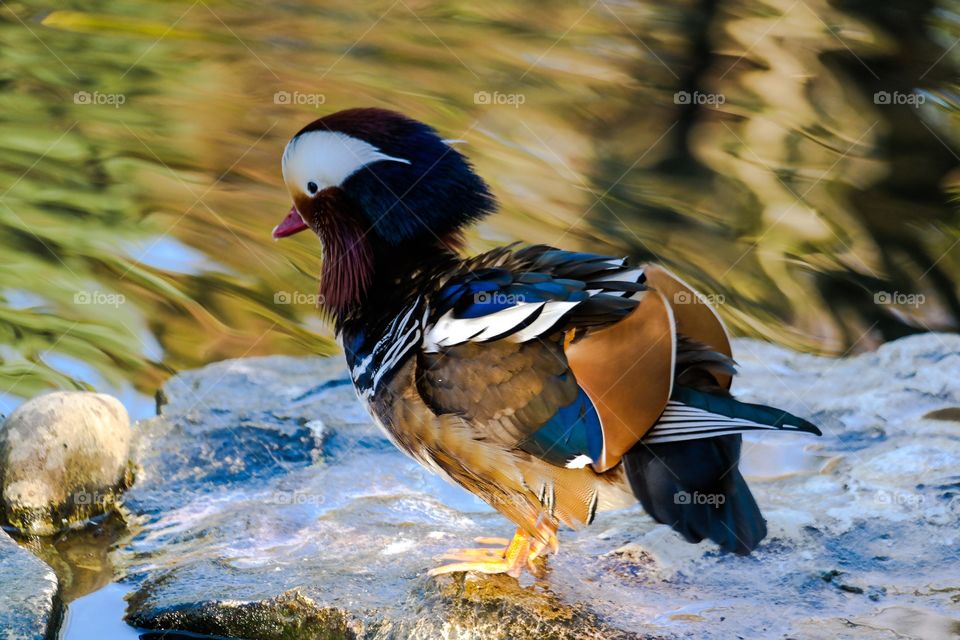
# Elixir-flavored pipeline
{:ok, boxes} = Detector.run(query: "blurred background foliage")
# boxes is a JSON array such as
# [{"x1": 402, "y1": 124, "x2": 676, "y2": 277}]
[{"x1": 0, "y1": 0, "x2": 957, "y2": 416}]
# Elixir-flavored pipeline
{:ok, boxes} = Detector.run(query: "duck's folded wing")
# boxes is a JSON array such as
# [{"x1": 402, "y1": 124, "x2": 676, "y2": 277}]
[
  {"x1": 416, "y1": 247, "x2": 648, "y2": 528},
  {"x1": 417, "y1": 336, "x2": 613, "y2": 530},
  {"x1": 419, "y1": 247, "x2": 645, "y2": 463},
  {"x1": 419, "y1": 247, "x2": 748, "y2": 475},
  {"x1": 418, "y1": 247, "x2": 676, "y2": 478},
  {"x1": 565, "y1": 264, "x2": 740, "y2": 470},
  {"x1": 422, "y1": 245, "x2": 645, "y2": 352}
]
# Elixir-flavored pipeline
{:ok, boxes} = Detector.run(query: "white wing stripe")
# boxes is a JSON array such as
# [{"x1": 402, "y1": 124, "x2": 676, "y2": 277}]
[
  {"x1": 651, "y1": 421, "x2": 792, "y2": 433},
  {"x1": 422, "y1": 263, "x2": 644, "y2": 349},
  {"x1": 509, "y1": 301, "x2": 579, "y2": 342},
  {"x1": 423, "y1": 302, "x2": 545, "y2": 351},
  {"x1": 591, "y1": 267, "x2": 644, "y2": 283},
  {"x1": 644, "y1": 400, "x2": 800, "y2": 443},
  {"x1": 644, "y1": 429, "x2": 772, "y2": 444}
]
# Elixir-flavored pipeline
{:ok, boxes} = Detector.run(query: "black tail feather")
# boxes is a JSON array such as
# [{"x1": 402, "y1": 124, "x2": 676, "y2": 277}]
[{"x1": 623, "y1": 435, "x2": 766, "y2": 554}]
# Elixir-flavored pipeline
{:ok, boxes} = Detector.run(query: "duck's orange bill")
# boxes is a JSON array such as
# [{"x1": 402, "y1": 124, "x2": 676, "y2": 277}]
[{"x1": 272, "y1": 206, "x2": 308, "y2": 239}]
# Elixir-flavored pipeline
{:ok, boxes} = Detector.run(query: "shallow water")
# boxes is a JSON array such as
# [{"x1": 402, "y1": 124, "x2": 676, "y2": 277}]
[
  {"x1": 60, "y1": 584, "x2": 140, "y2": 640},
  {"x1": 0, "y1": 0, "x2": 958, "y2": 416}
]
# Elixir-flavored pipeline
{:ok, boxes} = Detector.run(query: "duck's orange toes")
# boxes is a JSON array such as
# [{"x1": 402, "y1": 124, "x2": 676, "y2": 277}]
[{"x1": 428, "y1": 528, "x2": 558, "y2": 578}]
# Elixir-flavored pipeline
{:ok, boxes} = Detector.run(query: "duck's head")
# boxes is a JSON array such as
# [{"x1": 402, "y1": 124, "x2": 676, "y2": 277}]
[{"x1": 274, "y1": 107, "x2": 495, "y2": 317}]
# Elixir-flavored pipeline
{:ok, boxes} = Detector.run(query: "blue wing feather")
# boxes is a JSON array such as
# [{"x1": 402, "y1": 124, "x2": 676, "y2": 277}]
[
  {"x1": 424, "y1": 247, "x2": 644, "y2": 467},
  {"x1": 441, "y1": 270, "x2": 596, "y2": 320},
  {"x1": 426, "y1": 246, "x2": 645, "y2": 348},
  {"x1": 518, "y1": 383, "x2": 603, "y2": 467}
]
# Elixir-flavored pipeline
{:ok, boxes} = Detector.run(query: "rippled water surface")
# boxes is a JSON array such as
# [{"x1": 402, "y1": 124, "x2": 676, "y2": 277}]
[{"x1": 1, "y1": 0, "x2": 958, "y2": 414}]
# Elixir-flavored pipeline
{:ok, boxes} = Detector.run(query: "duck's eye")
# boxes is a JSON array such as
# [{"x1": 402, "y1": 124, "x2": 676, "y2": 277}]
[{"x1": 307, "y1": 181, "x2": 319, "y2": 195}]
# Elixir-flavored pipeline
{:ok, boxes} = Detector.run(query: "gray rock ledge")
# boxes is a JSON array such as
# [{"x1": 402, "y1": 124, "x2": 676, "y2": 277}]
[{"x1": 121, "y1": 335, "x2": 960, "y2": 639}]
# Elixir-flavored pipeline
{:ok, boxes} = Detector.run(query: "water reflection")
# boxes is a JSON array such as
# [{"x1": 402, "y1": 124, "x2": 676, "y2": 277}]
[
  {"x1": 9, "y1": 511, "x2": 129, "y2": 602},
  {"x1": 61, "y1": 583, "x2": 151, "y2": 640},
  {"x1": 0, "y1": 0, "x2": 956, "y2": 408}
]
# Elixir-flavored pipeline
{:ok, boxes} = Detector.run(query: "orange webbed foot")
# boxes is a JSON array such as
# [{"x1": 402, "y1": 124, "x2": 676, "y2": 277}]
[{"x1": 428, "y1": 528, "x2": 558, "y2": 578}]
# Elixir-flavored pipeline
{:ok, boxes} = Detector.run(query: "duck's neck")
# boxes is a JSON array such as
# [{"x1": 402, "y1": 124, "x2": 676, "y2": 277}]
[
  {"x1": 316, "y1": 212, "x2": 374, "y2": 318},
  {"x1": 321, "y1": 230, "x2": 462, "y2": 331}
]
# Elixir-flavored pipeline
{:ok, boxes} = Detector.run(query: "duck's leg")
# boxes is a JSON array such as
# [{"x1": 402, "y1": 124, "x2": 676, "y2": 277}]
[{"x1": 428, "y1": 527, "x2": 559, "y2": 577}]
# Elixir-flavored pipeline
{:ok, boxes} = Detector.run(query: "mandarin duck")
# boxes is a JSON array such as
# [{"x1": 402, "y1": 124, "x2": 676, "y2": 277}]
[{"x1": 272, "y1": 108, "x2": 820, "y2": 577}]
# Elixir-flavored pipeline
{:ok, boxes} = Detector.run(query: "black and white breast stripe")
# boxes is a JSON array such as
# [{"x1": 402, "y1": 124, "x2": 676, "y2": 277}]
[
  {"x1": 642, "y1": 401, "x2": 813, "y2": 444},
  {"x1": 348, "y1": 299, "x2": 425, "y2": 399}
]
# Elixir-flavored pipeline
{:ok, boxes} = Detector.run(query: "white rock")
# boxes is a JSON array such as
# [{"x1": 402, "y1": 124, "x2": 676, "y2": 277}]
[{"x1": 0, "y1": 391, "x2": 132, "y2": 534}]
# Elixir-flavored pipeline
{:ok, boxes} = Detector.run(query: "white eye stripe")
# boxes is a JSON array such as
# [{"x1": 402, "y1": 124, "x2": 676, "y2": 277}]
[{"x1": 281, "y1": 130, "x2": 410, "y2": 194}]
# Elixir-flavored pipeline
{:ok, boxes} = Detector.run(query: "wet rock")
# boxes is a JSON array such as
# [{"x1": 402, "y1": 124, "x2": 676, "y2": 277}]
[
  {"x1": 127, "y1": 589, "x2": 364, "y2": 640},
  {"x1": 0, "y1": 530, "x2": 60, "y2": 640},
  {"x1": 122, "y1": 356, "x2": 639, "y2": 639},
  {"x1": 0, "y1": 391, "x2": 133, "y2": 535},
  {"x1": 423, "y1": 573, "x2": 640, "y2": 639},
  {"x1": 849, "y1": 606, "x2": 960, "y2": 639},
  {"x1": 121, "y1": 335, "x2": 960, "y2": 639}
]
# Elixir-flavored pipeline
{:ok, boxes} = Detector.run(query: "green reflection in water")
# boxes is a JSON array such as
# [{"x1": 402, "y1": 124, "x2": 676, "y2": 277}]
[{"x1": 0, "y1": 0, "x2": 957, "y2": 410}]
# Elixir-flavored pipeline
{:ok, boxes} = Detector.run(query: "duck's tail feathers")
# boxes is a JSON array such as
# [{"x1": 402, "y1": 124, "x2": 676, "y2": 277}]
[
  {"x1": 623, "y1": 434, "x2": 766, "y2": 554},
  {"x1": 641, "y1": 385, "x2": 821, "y2": 445}
]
